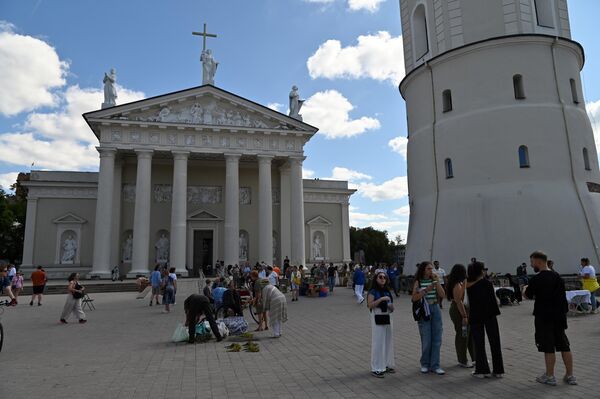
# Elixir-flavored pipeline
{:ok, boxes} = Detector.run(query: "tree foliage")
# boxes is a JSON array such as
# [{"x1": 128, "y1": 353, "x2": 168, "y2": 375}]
[
  {"x1": 0, "y1": 176, "x2": 27, "y2": 263},
  {"x1": 350, "y1": 226, "x2": 403, "y2": 265}
]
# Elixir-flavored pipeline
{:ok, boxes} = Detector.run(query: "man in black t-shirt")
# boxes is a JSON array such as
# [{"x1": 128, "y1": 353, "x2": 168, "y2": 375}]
[
  {"x1": 327, "y1": 263, "x2": 337, "y2": 294},
  {"x1": 524, "y1": 251, "x2": 577, "y2": 387}
]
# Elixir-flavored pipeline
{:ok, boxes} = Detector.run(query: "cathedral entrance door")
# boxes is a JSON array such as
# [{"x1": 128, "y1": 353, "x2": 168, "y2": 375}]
[{"x1": 193, "y1": 230, "x2": 213, "y2": 277}]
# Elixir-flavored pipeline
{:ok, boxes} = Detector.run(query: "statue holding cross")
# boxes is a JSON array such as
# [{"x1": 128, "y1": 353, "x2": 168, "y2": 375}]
[{"x1": 193, "y1": 23, "x2": 219, "y2": 85}]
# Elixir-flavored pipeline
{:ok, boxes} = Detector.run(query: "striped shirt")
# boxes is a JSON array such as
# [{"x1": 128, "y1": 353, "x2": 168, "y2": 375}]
[{"x1": 419, "y1": 279, "x2": 437, "y2": 303}]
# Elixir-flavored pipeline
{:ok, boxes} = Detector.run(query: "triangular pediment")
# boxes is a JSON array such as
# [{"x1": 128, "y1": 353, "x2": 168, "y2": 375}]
[
  {"x1": 52, "y1": 212, "x2": 87, "y2": 224},
  {"x1": 84, "y1": 85, "x2": 318, "y2": 136},
  {"x1": 187, "y1": 209, "x2": 223, "y2": 221},
  {"x1": 306, "y1": 215, "x2": 332, "y2": 226}
]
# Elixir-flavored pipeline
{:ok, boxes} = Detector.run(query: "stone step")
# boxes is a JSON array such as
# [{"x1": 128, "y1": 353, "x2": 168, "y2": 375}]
[{"x1": 19, "y1": 282, "x2": 140, "y2": 296}]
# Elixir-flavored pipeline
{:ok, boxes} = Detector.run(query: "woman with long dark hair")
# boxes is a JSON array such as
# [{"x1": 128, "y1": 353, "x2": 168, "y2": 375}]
[
  {"x1": 447, "y1": 264, "x2": 475, "y2": 368},
  {"x1": 60, "y1": 273, "x2": 86, "y2": 324},
  {"x1": 367, "y1": 270, "x2": 395, "y2": 378},
  {"x1": 412, "y1": 261, "x2": 445, "y2": 375},
  {"x1": 467, "y1": 261, "x2": 504, "y2": 378}
]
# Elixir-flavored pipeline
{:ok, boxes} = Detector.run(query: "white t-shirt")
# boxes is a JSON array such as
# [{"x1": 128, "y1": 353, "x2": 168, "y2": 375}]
[
  {"x1": 169, "y1": 272, "x2": 177, "y2": 281},
  {"x1": 268, "y1": 271, "x2": 278, "y2": 286},
  {"x1": 580, "y1": 265, "x2": 596, "y2": 278},
  {"x1": 433, "y1": 267, "x2": 446, "y2": 284}
]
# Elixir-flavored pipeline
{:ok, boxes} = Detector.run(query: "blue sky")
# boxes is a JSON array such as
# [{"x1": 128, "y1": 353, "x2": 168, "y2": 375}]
[{"x1": 1, "y1": 0, "x2": 599, "y2": 242}]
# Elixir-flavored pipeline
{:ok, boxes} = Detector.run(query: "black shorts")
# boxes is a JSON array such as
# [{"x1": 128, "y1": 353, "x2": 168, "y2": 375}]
[
  {"x1": 32, "y1": 285, "x2": 45, "y2": 294},
  {"x1": 534, "y1": 318, "x2": 570, "y2": 353}
]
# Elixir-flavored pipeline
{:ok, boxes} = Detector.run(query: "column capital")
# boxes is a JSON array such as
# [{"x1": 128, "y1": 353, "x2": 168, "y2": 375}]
[
  {"x1": 172, "y1": 151, "x2": 190, "y2": 160},
  {"x1": 224, "y1": 153, "x2": 242, "y2": 162},
  {"x1": 135, "y1": 149, "x2": 154, "y2": 159},
  {"x1": 96, "y1": 147, "x2": 117, "y2": 158},
  {"x1": 257, "y1": 154, "x2": 274, "y2": 162},
  {"x1": 288, "y1": 156, "x2": 306, "y2": 166}
]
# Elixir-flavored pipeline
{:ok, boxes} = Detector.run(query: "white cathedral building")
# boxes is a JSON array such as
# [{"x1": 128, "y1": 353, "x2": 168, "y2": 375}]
[
  {"x1": 400, "y1": 0, "x2": 600, "y2": 274},
  {"x1": 20, "y1": 83, "x2": 354, "y2": 278}
]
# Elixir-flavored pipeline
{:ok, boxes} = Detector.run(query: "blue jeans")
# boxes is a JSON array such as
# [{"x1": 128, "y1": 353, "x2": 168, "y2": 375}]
[
  {"x1": 418, "y1": 303, "x2": 443, "y2": 370},
  {"x1": 328, "y1": 276, "x2": 335, "y2": 292}
]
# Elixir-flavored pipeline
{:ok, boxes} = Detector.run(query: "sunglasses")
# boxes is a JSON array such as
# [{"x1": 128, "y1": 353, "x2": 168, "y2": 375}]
[{"x1": 377, "y1": 275, "x2": 387, "y2": 279}]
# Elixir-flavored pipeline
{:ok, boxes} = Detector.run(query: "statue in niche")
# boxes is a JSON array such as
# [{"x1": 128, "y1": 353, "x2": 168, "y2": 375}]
[
  {"x1": 289, "y1": 85, "x2": 304, "y2": 121},
  {"x1": 239, "y1": 232, "x2": 248, "y2": 261},
  {"x1": 155, "y1": 234, "x2": 170, "y2": 263},
  {"x1": 313, "y1": 233, "x2": 322, "y2": 259},
  {"x1": 61, "y1": 234, "x2": 78, "y2": 263},
  {"x1": 122, "y1": 234, "x2": 133, "y2": 262},
  {"x1": 102, "y1": 68, "x2": 117, "y2": 109},
  {"x1": 201, "y1": 49, "x2": 218, "y2": 85}
]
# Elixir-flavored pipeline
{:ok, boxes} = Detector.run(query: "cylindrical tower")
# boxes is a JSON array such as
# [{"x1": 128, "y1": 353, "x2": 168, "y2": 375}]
[{"x1": 400, "y1": 0, "x2": 600, "y2": 274}]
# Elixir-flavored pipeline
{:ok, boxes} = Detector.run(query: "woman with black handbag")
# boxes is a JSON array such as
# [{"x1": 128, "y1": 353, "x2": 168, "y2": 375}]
[
  {"x1": 60, "y1": 273, "x2": 87, "y2": 324},
  {"x1": 367, "y1": 270, "x2": 395, "y2": 378}
]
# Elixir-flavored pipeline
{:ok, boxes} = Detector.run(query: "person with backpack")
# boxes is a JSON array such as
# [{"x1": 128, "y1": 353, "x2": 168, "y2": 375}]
[
  {"x1": 412, "y1": 261, "x2": 446, "y2": 375},
  {"x1": 367, "y1": 270, "x2": 395, "y2": 378}
]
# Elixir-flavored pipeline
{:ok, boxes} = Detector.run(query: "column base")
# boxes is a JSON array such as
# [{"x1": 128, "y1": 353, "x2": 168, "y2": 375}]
[{"x1": 175, "y1": 269, "x2": 189, "y2": 278}]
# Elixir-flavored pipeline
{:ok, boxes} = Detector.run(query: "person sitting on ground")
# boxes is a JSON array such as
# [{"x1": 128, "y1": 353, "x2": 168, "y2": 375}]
[
  {"x1": 184, "y1": 294, "x2": 222, "y2": 343},
  {"x1": 221, "y1": 278, "x2": 243, "y2": 316}
]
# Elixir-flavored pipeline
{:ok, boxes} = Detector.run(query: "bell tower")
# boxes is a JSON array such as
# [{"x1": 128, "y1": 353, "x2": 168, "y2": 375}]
[{"x1": 399, "y1": 0, "x2": 600, "y2": 273}]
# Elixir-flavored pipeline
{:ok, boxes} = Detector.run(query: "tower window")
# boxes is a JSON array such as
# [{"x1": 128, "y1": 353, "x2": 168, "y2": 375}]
[
  {"x1": 445, "y1": 158, "x2": 454, "y2": 179},
  {"x1": 519, "y1": 145, "x2": 530, "y2": 168},
  {"x1": 570, "y1": 79, "x2": 579, "y2": 104},
  {"x1": 583, "y1": 148, "x2": 591, "y2": 171},
  {"x1": 513, "y1": 75, "x2": 525, "y2": 100},
  {"x1": 442, "y1": 90, "x2": 453, "y2": 113},
  {"x1": 534, "y1": 0, "x2": 555, "y2": 28},
  {"x1": 412, "y1": 4, "x2": 429, "y2": 60}
]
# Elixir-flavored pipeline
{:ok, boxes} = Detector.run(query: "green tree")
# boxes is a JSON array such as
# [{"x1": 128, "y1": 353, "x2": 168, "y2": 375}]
[
  {"x1": 349, "y1": 226, "x2": 396, "y2": 265},
  {"x1": 0, "y1": 175, "x2": 27, "y2": 263}
]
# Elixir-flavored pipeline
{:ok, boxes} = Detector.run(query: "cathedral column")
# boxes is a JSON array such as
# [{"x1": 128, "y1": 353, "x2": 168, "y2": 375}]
[
  {"x1": 289, "y1": 156, "x2": 306, "y2": 267},
  {"x1": 21, "y1": 197, "x2": 38, "y2": 267},
  {"x1": 224, "y1": 153, "x2": 241, "y2": 267},
  {"x1": 279, "y1": 163, "x2": 291, "y2": 266},
  {"x1": 341, "y1": 200, "x2": 352, "y2": 262},
  {"x1": 110, "y1": 158, "x2": 122, "y2": 269},
  {"x1": 130, "y1": 149, "x2": 153, "y2": 276},
  {"x1": 170, "y1": 151, "x2": 189, "y2": 276},
  {"x1": 91, "y1": 147, "x2": 117, "y2": 278},
  {"x1": 258, "y1": 155, "x2": 274, "y2": 264}
]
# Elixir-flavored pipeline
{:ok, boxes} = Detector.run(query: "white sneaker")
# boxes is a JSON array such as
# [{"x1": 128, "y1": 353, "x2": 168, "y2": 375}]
[
  {"x1": 420, "y1": 367, "x2": 429, "y2": 374},
  {"x1": 458, "y1": 362, "x2": 474, "y2": 368},
  {"x1": 434, "y1": 368, "x2": 445, "y2": 375}
]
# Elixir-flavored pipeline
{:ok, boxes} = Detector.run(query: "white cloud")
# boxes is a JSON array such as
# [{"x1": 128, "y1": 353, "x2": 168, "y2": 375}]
[
  {"x1": 24, "y1": 84, "x2": 145, "y2": 142},
  {"x1": 302, "y1": 168, "x2": 315, "y2": 179},
  {"x1": 587, "y1": 100, "x2": 600, "y2": 154},
  {"x1": 348, "y1": 0, "x2": 386, "y2": 12},
  {"x1": 267, "y1": 102, "x2": 284, "y2": 113},
  {"x1": 0, "y1": 171, "x2": 19, "y2": 192},
  {"x1": 350, "y1": 211, "x2": 387, "y2": 222},
  {"x1": 0, "y1": 22, "x2": 68, "y2": 116},
  {"x1": 328, "y1": 166, "x2": 372, "y2": 181},
  {"x1": 393, "y1": 205, "x2": 410, "y2": 217},
  {"x1": 0, "y1": 24, "x2": 145, "y2": 172},
  {"x1": 358, "y1": 175, "x2": 408, "y2": 201},
  {"x1": 388, "y1": 136, "x2": 408, "y2": 158},
  {"x1": 302, "y1": 90, "x2": 380, "y2": 138},
  {"x1": 307, "y1": 31, "x2": 405, "y2": 85}
]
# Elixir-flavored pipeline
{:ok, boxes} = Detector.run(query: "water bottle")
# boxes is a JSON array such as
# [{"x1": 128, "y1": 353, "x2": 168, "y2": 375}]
[{"x1": 461, "y1": 324, "x2": 468, "y2": 338}]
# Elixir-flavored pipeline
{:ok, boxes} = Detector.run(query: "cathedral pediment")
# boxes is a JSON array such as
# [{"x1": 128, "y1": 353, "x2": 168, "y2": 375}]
[
  {"x1": 187, "y1": 209, "x2": 223, "y2": 220},
  {"x1": 84, "y1": 85, "x2": 317, "y2": 136},
  {"x1": 52, "y1": 213, "x2": 87, "y2": 224},
  {"x1": 306, "y1": 215, "x2": 332, "y2": 226}
]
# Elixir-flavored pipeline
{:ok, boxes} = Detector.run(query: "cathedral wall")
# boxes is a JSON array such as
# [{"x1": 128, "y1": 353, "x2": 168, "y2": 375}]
[{"x1": 303, "y1": 202, "x2": 343, "y2": 263}]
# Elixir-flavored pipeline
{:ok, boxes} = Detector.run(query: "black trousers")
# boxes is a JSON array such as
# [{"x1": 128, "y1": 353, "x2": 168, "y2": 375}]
[
  {"x1": 471, "y1": 316, "x2": 504, "y2": 374},
  {"x1": 184, "y1": 294, "x2": 221, "y2": 341}
]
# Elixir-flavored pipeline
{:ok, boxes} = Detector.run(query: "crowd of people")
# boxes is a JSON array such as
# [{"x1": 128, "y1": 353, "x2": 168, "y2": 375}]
[{"x1": 366, "y1": 251, "x2": 584, "y2": 387}]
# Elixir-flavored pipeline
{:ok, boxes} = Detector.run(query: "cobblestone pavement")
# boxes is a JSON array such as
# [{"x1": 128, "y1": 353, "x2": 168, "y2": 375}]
[{"x1": 1, "y1": 280, "x2": 598, "y2": 399}]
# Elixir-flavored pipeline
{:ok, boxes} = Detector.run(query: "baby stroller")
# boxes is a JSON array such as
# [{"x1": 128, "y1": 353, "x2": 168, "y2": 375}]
[
  {"x1": 496, "y1": 288, "x2": 515, "y2": 307},
  {"x1": 568, "y1": 294, "x2": 590, "y2": 315}
]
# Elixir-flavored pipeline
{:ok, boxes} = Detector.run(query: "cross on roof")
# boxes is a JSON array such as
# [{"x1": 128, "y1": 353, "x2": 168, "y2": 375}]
[{"x1": 192, "y1": 23, "x2": 217, "y2": 52}]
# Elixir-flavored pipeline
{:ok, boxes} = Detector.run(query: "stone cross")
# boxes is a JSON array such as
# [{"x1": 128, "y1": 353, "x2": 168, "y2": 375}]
[{"x1": 192, "y1": 23, "x2": 217, "y2": 52}]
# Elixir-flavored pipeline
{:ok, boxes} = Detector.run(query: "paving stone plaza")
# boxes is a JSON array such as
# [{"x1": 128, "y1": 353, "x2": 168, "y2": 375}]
[{"x1": 1, "y1": 279, "x2": 597, "y2": 399}]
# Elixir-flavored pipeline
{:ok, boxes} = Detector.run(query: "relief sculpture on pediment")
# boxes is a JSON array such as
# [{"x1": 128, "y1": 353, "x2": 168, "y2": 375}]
[{"x1": 128, "y1": 100, "x2": 293, "y2": 130}]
